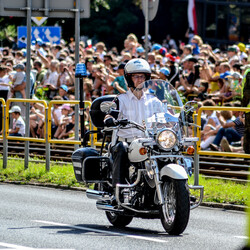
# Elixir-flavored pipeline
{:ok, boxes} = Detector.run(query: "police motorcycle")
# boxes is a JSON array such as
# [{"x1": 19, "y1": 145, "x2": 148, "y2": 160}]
[{"x1": 72, "y1": 79, "x2": 203, "y2": 235}]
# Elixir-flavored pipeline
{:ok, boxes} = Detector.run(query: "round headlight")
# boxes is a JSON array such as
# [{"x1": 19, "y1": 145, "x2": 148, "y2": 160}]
[{"x1": 156, "y1": 129, "x2": 177, "y2": 150}]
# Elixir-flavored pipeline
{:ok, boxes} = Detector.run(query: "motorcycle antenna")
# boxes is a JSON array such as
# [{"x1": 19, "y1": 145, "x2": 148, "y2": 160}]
[{"x1": 75, "y1": 63, "x2": 88, "y2": 147}]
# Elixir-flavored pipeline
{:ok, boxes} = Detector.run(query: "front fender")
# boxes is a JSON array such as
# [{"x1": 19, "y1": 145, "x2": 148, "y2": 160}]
[{"x1": 160, "y1": 164, "x2": 188, "y2": 180}]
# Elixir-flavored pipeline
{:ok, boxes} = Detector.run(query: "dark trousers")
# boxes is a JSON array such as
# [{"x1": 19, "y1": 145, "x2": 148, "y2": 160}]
[
  {"x1": 111, "y1": 142, "x2": 129, "y2": 188},
  {"x1": 213, "y1": 127, "x2": 242, "y2": 146}
]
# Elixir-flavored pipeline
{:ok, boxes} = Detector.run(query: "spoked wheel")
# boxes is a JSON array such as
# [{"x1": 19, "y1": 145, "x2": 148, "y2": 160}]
[
  {"x1": 160, "y1": 178, "x2": 190, "y2": 235},
  {"x1": 106, "y1": 212, "x2": 133, "y2": 228}
]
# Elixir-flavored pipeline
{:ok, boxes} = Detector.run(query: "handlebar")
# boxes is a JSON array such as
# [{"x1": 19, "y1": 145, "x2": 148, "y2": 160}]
[
  {"x1": 103, "y1": 118, "x2": 145, "y2": 132},
  {"x1": 116, "y1": 119, "x2": 145, "y2": 131}
]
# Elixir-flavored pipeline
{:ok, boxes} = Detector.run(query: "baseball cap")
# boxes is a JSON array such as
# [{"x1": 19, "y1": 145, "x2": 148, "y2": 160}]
[
  {"x1": 213, "y1": 48, "x2": 221, "y2": 54},
  {"x1": 151, "y1": 43, "x2": 162, "y2": 52},
  {"x1": 181, "y1": 55, "x2": 198, "y2": 63},
  {"x1": 21, "y1": 49, "x2": 27, "y2": 57},
  {"x1": 160, "y1": 67, "x2": 170, "y2": 76},
  {"x1": 220, "y1": 71, "x2": 231, "y2": 79},
  {"x1": 227, "y1": 46, "x2": 237, "y2": 52},
  {"x1": 9, "y1": 105, "x2": 21, "y2": 114},
  {"x1": 60, "y1": 84, "x2": 68, "y2": 92},
  {"x1": 238, "y1": 43, "x2": 246, "y2": 52},
  {"x1": 136, "y1": 46, "x2": 145, "y2": 53},
  {"x1": 118, "y1": 62, "x2": 126, "y2": 70},
  {"x1": 231, "y1": 72, "x2": 242, "y2": 79},
  {"x1": 13, "y1": 63, "x2": 25, "y2": 70},
  {"x1": 159, "y1": 47, "x2": 167, "y2": 56},
  {"x1": 36, "y1": 38, "x2": 44, "y2": 46},
  {"x1": 61, "y1": 104, "x2": 70, "y2": 110},
  {"x1": 184, "y1": 44, "x2": 193, "y2": 50},
  {"x1": 113, "y1": 62, "x2": 126, "y2": 71}
]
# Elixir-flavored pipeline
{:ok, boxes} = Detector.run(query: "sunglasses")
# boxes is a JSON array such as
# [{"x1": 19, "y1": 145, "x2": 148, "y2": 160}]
[{"x1": 132, "y1": 75, "x2": 146, "y2": 80}]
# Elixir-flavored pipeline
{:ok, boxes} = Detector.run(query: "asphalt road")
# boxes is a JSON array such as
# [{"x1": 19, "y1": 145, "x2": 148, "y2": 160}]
[{"x1": 0, "y1": 183, "x2": 247, "y2": 250}]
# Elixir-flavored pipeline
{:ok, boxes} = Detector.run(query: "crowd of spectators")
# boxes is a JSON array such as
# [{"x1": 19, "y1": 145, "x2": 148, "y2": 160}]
[{"x1": 0, "y1": 32, "x2": 249, "y2": 151}]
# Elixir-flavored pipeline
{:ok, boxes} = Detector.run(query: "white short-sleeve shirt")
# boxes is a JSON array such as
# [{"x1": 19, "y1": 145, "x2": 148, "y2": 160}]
[{"x1": 117, "y1": 89, "x2": 163, "y2": 139}]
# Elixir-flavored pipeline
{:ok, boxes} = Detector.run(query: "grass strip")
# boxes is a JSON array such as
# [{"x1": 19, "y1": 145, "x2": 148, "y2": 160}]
[{"x1": 0, "y1": 157, "x2": 249, "y2": 206}]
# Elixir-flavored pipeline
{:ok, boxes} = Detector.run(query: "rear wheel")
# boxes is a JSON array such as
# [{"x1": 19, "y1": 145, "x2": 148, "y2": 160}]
[
  {"x1": 160, "y1": 178, "x2": 190, "y2": 235},
  {"x1": 106, "y1": 212, "x2": 133, "y2": 228}
]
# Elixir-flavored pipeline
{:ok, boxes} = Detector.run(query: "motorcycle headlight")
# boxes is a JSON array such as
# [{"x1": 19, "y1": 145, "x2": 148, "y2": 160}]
[{"x1": 156, "y1": 129, "x2": 177, "y2": 150}]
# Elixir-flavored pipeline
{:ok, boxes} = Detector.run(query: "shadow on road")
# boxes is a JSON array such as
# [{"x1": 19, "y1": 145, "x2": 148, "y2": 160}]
[{"x1": 39, "y1": 223, "x2": 184, "y2": 238}]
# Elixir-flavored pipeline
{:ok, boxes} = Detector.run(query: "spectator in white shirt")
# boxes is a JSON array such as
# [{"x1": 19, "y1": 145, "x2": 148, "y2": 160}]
[
  {"x1": 0, "y1": 65, "x2": 11, "y2": 100},
  {"x1": 44, "y1": 60, "x2": 59, "y2": 99},
  {"x1": 9, "y1": 105, "x2": 25, "y2": 137}
]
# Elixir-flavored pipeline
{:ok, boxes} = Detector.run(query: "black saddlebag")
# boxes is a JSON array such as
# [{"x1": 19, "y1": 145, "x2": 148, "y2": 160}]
[
  {"x1": 72, "y1": 147, "x2": 99, "y2": 182},
  {"x1": 72, "y1": 147, "x2": 111, "y2": 183},
  {"x1": 83, "y1": 156, "x2": 111, "y2": 183}
]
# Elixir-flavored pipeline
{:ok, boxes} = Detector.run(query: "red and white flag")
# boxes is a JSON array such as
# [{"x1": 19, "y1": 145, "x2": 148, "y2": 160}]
[{"x1": 188, "y1": 0, "x2": 197, "y2": 34}]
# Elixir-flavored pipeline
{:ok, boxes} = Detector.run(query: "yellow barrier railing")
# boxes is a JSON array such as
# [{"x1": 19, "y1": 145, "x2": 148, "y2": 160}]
[
  {"x1": 48, "y1": 100, "x2": 92, "y2": 145},
  {"x1": 6, "y1": 98, "x2": 48, "y2": 142},
  {"x1": 4, "y1": 99, "x2": 101, "y2": 147},
  {"x1": 197, "y1": 106, "x2": 250, "y2": 158},
  {"x1": 0, "y1": 98, "x2": 6, "y2": 140}
]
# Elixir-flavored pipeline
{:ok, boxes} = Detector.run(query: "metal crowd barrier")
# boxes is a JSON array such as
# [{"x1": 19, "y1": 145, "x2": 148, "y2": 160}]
[
  {"x1": 6, "y1": 98, "x2": 48, "y2": 142},
  {"x1": 196, "y1": 106, "x2": 250, "y2": 159},
  {"x1": 48, "y1": 100, "x2": 88, "y2": 145},
  {"x1": 0, "y1": 98, "x2": 6, "y2": 140},
  {"x1": 1, "y1": 99, "x2": 101, "y2": 170},
  {"x1": 47, "y1": 100, "x2": 101, "y2": 147},
  {"x1": 0, "y1": 98, "x2": 7, "y2": 168}
]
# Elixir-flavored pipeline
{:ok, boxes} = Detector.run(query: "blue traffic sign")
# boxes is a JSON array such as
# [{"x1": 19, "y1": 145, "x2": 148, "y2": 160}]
[{"x1": 18, "y1": 26, "x2": 61, "y2": 48}]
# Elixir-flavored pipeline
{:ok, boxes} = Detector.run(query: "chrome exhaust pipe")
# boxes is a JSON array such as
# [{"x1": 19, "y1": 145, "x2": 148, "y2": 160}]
[
  {"x1": 96, "y1": 201, "x2": 124, "y2": 213},
  {"x1": 86, "y1": 189, "x2": 109, "y2": 200}
]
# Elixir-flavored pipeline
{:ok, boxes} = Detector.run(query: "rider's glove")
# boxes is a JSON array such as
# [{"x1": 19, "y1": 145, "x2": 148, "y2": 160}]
[
  {"x1": 119, "y1": 119, "x2": 129, "y2": 126},
  {"x1": 104, "y1": 117, "x2": 117, "y2": 127}
]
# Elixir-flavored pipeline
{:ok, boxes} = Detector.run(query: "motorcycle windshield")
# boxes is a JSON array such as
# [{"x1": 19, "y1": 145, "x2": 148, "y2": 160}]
[
  {"x1": 116, "y1": 79, "x2": 185, "y2": 139},
  {"x1": 140, "y1": 80, "x2": 185, "y2": 132}
]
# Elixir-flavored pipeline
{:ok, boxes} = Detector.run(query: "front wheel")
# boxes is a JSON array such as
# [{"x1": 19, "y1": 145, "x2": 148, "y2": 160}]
[
  {"x1": 106, "y1": 212, "x2": 133, "y2": 228},
  {"x1": 160, "y1": 178, "x2": 190, "y2": 235}
]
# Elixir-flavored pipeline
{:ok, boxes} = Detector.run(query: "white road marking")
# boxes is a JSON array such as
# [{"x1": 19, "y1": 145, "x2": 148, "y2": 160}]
[
  {"x1": 0, "y1": 241, "x2": 74, "y2": 250},
  {"x1": 33, "y1": 220, "x2": 168, "y2": 244},
  {"x1": 234, "y1": 236, "x2": 249, "y2": 239},
  {"x1": 0, "y1": 242, "x2": 33, "y2": 250}
]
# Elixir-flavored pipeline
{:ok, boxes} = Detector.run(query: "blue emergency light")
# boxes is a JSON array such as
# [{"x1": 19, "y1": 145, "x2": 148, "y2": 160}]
[{"x1": 75, "y1": 63, "x2": 87, "y2": 78}]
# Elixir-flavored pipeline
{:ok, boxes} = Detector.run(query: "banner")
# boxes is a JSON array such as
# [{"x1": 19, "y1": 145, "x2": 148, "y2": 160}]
[{"x1": 188, "y1": 0, "x2": 197, "y2": 34}]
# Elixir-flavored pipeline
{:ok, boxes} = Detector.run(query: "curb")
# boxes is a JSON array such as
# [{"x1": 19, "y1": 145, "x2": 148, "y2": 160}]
[
  {"x1": 201, "y1": 202, "x2": 246, "y2": 212},
  {"x1": 1, "y1": 180, "x2": 247, "y2": 212}
]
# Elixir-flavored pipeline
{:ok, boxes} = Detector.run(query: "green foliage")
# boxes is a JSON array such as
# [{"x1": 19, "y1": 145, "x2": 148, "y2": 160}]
[
  {"x1": 0, "y1": 25, "x2": 17, "y2": 40},
  {"x1": 189, "y1": 175, "x2": 249, "y2": 206},
  {"x1": 0, "y1": 157, "x2": 84, "y2": 188},
  {"x1": 81, "y1": 0, "x2": 140, "y2": 50},
  {"x1": 92, "y1": 0, "x2": 110, "y2": 12}
]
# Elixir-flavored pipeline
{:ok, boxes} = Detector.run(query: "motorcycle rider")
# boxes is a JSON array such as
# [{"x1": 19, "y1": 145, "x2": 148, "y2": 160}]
[{"x1": 104, "y1": 58, "x2": 153, "y2": 189}]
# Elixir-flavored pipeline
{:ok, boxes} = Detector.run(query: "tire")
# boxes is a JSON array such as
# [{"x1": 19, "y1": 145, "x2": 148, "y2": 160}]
[
  {"x1": 106, "y1": 212, "x2": 133, "y2": 228},
  {"x1": 160, "y1": 178, "x2": 190, "y2": 235}
]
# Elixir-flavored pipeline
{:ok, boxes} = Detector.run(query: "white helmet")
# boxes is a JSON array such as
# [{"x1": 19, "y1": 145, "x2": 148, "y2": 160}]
[
  {"x1": 128, "y1": 138, "x2": 148, "y2": 162},
  {"x1": 124, "y1": 58, "x2": 151, "y2": 88}
]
